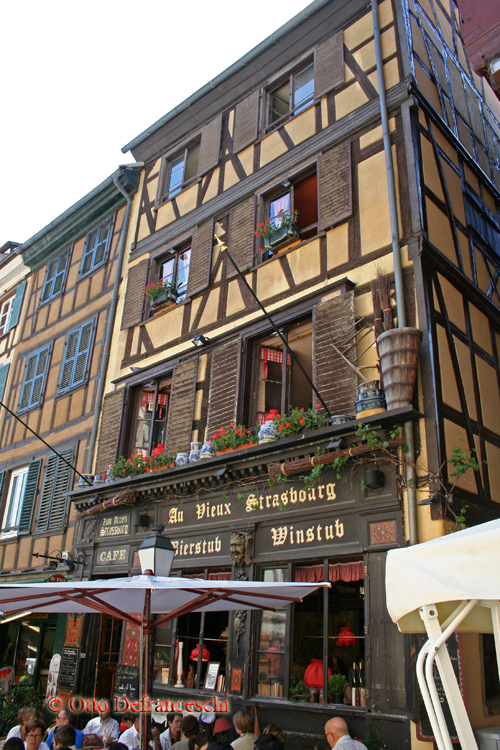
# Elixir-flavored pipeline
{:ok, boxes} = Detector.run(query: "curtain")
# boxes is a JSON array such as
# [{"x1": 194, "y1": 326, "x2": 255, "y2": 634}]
[
  {"x1": 295, "y1": 562, "x2": 364, "y2": 583},
  {"x1": 208, "y1": 572, "x2": 231, "y2": 580}
]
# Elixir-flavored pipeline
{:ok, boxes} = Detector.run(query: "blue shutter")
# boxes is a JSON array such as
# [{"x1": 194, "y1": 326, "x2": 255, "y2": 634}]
[
  {"x1": 18, "y1": 458, "x2": 42, "y2": 533},
  {"x1": 19, "y1": 345, "x2": 52, "y2": 412},
  {"x1": 41, "y1": 258, "x2": 58, "y2": 304},
  {"x1": 58, "y1": 320, "x2": 94, "y2": 393},
  {"x1": 0, "y1": 363, "x2": 9, "y2": 403},
  {"x1": 7, "y1": 280, "x2": 27, "y2": 331},
  {"x1": 0, "y1": 470, "x2": 5, "y2": 501},
  {"x1": 36, "y1": 448, "x2": 74, "y2": 531},
  {"x1": 41, "y1": 249, "x2": 69, "y2": 304}
]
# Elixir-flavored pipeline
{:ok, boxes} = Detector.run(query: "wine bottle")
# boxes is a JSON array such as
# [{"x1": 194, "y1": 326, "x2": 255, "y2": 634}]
[
  {"x1": 351, "y1": 661, "x2": 358, "y2": 706},
  {"x1": 358, "y1": 661, "x2": 366, "y2": 707}
]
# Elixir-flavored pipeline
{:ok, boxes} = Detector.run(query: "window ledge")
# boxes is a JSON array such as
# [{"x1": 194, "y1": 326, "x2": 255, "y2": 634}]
[{"x1": 247, "y1": 696, "x2": 367, "y2": 712}]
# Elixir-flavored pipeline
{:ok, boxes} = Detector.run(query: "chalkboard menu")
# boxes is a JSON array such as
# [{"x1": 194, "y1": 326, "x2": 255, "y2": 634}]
[
  {"x1": 416, "y1": 632, "x2": 465, "y2": 742},
  {"x1": 114, "y1": 664, "x2": 139, "y2": 700},
  {"x1": 58, "y1": 647, "x2": 79, "y2": 691}
]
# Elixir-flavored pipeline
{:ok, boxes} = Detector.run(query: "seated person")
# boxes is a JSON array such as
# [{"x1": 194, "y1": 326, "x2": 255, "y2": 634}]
[
  {"x1": 83, "y1": 702, "x2": 119, "y2": 746},
  {"x1": 47, "y1": 711, "x2": 84, "y2": 750},
  {"x1": 53, "y1": 727, "x2": 77, "y2": 750},
  {"x1": 158, "y1": 714, "x2": 182, "y2": 750},
  {"x1": 171, "y1": 718, "x2": 199, "y2": 750},
  {"x1": 24, "y1": 719, "x2": 50, "y2": 750},
  {"x1": 7, "y1": 708, "x2": 37, "y2": 741},
  {"x1": 230, "y1": 713, "x2": 256, "y2": 750},
  {"x1": 119, "y1": 717, "x2": 140, "y2": 750}
]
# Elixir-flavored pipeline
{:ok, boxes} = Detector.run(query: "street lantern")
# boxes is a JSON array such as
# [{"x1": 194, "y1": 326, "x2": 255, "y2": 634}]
[{"x1": 138, "y1": 531, "x2": 176, "y2": 576}]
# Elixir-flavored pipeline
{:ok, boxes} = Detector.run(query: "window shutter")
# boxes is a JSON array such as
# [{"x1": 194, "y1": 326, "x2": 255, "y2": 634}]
[
  {"x1": 165, "y1": 358, "x2": 198, "y2": 454},
  {"x1": 0, "y1": 470, "x2": 5, "y2": 502},
  {"x1": 94, "y1": 217, "x2": 113, "y2": 266},
  {"x1": 315, "y1": 31, "x2": 344, "y2": 98},
  {"x1": 233, "y1": 90, "x2": 259, "y2": 153},
  {"x1": 227, "y1": 196, "x2": 255, "y2": 279},
  {"x1": 186, "y1": 219, "x2": 214, "y2": 297},
  {"x1": 95, "y1": 390, "x2": 125, "y2": 474},
  {"x1": 41, "y1": 258, "x2": 57, "y2": 303},
  {"x1": 121, "y1": 260, "x2": 149, "y2": 329},
  {"x1": 198, "y1": 114, "x2": 222, "y2": 175},
  {"x1": 318, "y1": 141, "x2": 352, "y2": 229},
  {"x1": 7, "y1": 280, "x2": 27, "y2": 331},
  {"x1": 206, "y1": 338, "x2": 241, "y2": 438},
  {"x1": 0, "y1": 363, "x2": 9, "y2": 402},
  {"x1": 71, "y1": 321, "x2": 94, "y2": 389},
  {"x1": 18, "y1": 458, "x2": 42, "y2": 533},
  {"x1": 313, "y1": 291, "x2": 357, "y2": 415},
  {"x1": 81, "y1": 228, "x2": 97, "y2": 275},
  {"x1": 59, "y1": 330, "x2": 79, "y2": 392},
  {"x1": 36, "y1": 449, "x2": 74, "y2": 532},
  {"x1": 19, "y1": 345, "x2": 51, "y2": 412},
  {"x1": 52, "y1": 249, "x2": 70, "y2": 297}
]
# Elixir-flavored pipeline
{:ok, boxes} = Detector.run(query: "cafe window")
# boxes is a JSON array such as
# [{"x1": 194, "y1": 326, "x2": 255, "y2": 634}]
[
  {"x1": 254, "y1": 320, "x2": 313, "y2": 423},
  {"x1": 131, "y1": 379, "x2": 171, "y2": 456},
  {"x1": 255, "y1": 561, "x2": 364, "y2": 702}
]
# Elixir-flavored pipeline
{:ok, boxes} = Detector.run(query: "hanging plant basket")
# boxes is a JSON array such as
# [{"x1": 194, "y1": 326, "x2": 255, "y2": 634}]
[{"x1": 264, "y1": 224, "x2": 300, "y2": 251}]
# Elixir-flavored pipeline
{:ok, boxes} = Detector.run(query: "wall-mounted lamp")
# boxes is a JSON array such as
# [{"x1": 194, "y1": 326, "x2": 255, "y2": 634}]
[
  {"x1": 327, "y1": 438, "x2": 345, "y2": 451},
  {"x1": 417, "y1": 492, "x2": 443, "y2": 506},
  {"x1": 135, "y1": 512, "x2": 151, "y2": 529},
  {"x1": 364, "y1": 468, "x2": 386, "y2": 490},
  {"x1": 282, "y1": 179, "x2": 292, "y2": 188},
  {"x1": 192, "y1": 335, "x2": 210, "y2": 347}
]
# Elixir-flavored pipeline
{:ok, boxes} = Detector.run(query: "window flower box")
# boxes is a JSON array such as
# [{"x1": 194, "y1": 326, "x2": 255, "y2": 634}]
[
  {"x1": 152, "y1": 288, "x2": 178, "y2": 307},
  {"x1": 264, "y1": 223, "x2": 300, "y2": 251}
]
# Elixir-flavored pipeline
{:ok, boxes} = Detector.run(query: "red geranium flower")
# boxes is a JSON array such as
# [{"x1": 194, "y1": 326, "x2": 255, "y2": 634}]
[
  {"x1": 279, "y1": 425, "x2": 284, "y2": 431},
  {"x1": 254, "y1": 230, "x2": 259, "y2": 237},
  {"x1": 316, "y1": 403, "x2": 321, "y2": 409},
  {"x1": 286, "y1": 422, "x2": 290, "y2": 428},
  {"x1": 299, "y1": 418, "x2": 305, "y2": 425},
  {"x1": 260, "y1": 222, "x2": 265, "y2": 228},
  {"x1": 230, "y1": 422, "x2": 235, "y2": 427}
]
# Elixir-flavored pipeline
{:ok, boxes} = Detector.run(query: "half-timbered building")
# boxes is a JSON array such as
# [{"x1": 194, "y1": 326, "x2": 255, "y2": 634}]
[
  {"x1": 62, "y1": 0, "x2": 500, "y2": 747},
  {"x1": 0, "y1": 168, "x2": 140, "y2": 700}
]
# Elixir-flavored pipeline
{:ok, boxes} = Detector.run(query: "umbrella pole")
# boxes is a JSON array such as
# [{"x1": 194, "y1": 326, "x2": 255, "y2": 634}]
[{"x1": 143, "y1": 587, "x2": 152, "y2": 750}]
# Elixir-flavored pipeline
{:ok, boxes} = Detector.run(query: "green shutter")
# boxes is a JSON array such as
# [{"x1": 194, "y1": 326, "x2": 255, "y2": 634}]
[
  {"x1": 19, "y1": 345, "x2": 52, "y2": 412},
  {"x1": 18, "y1": 459, "x2": 42, "y2": 533},
  {"x1": 58, "y1": 320, "x2": 94, "y2": 393},
  {"x1": 0, "y1": 363, "x2": 9, "y2": 403},
  {"x1": 7, "y1": 280, "x2": 27, "y2": 331},
  {"x1": 36, "y1": 449, "x2": 74, "y2": 532},
  {"x1": 0, "y1": 470, "x2": 5, "y2": 502}
]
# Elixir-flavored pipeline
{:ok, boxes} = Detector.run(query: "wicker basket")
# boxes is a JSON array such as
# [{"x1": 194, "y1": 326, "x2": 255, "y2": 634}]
[{"x1": 377, "y1": 327, "x2": 422, "y2": 410}]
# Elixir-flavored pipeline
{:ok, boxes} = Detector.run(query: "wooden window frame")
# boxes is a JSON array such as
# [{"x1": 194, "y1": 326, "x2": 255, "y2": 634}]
[
  {"x1": 148, "y1": 243, "x2": 192, "y2": 315},
  {"x1": 156, "y1": 139, "x2": 201, "y2": 208},
  {"x1": 79, "y1": 216, "x2": 114, "y2": 278},
  {"x1": 0, "y1": 459, "x2": 42, "y2": 537},
  {"x1": 0, "y1": 296, "x2": 14, "y2": 337},
  {"x1": 126, "y1": 377, "x2": 173, "y2": 458},
  {"x1": 40, "y1": 248, "x2": 71, "y2": 306},
  {"x1": 256, "y1": 166, "x2": 319, "y2": 262},
  {"x1": 0, "y1": 466, "x2": 29, "y2": 538},
  {"x1": 18, "y1": 343, "x2": 52, "y2": 414},
  {"x1": 57, "y1": 318, "x2": 96, "y2": 395},
  {"x1": 265, "y1": 56, "x2": 315, "y2": 132}
]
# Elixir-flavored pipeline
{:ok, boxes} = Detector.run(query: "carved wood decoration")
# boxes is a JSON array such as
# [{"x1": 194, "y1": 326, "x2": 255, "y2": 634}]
[
  {"x1": 313, "y1": 291, "x2": 357, "y2": 415},
  {"x1": 198, "y1": 114, "x2": 223, "y2": 176},
  {"x1": 315, "y1": 31, "x2": 344, "y2": 98},
  {"x1": 121, "y1": 259, "x2": 149, "y2": 329},
  {"x1": 186, "y1": 219, "x2": 214, "y2": 297},
  {"x1": 318, "y1": 141, "x2": 352, "y2": 229},
  {"x1": 227, "y1": 196, "x2": 255, "y2": 279},
  {"x1": 95, "y1": 390, "x2": 125, "y2": 473},
  {"x1": 233, "y1": 90, "x2": 260, "y2": 154},
  {"x1": 165, "y1": 358, "x2": 198, "y2": 454},
  {"x1": 205, "y1": 338, "x2": 241, "y2": 438}
]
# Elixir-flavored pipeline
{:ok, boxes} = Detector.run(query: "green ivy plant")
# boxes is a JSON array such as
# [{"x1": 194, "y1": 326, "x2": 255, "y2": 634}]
[{"x1": 0, "y1": 683, "x2": 44, "y2": 735}]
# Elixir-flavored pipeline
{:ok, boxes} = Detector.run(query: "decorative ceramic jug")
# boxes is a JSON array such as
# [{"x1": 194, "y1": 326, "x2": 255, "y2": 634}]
[
  {"x1": 175, "y1": 451, "x2": 188, "y2": 466},
  {"x1": 188, "y1": 441, "x2": 202, "y2": 463},
  {"x1": 200, "y1": 440, "x2": 216, "y2": 459}
]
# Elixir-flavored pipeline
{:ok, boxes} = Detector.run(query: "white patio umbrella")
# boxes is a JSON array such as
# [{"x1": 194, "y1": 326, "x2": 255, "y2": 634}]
[
  {"x1": 0, "y1": 570, "x2": 329, "y2": 750},
  {"x1": 386, "y1": 518, "x2": 500, "y2": 750}
]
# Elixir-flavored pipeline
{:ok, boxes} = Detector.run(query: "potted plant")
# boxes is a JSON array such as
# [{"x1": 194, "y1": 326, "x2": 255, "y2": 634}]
[
  {"x1": 145, "y1": 279, "x2": 178, "y2": 308},
  {"x1": 151, "y1": 444, "x2": 175, "y2": 470},
  {"x1": 289, "y1": 674, "x2": 309, "y2": 702},
  {"x1": 273, "y1": 406, "x2": 328, "y2": 437},
  {"x1": 255, "y1": 209, "x2": 300, "y2": 251},
  {"x1": 211, "y1": 423, "x2": 257, "y2": 454},
  {"x1": 329, "y1": 673, "x2": 347, "y2": 704}
]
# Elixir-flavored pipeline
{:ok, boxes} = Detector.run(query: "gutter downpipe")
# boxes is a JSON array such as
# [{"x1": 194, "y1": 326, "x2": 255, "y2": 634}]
[
  {"x1": 371, "y1": 0, "x2": 418, "y2": 544},
  {"x1": 84, "y1": 171, "x2": 134, "y2": 475}
]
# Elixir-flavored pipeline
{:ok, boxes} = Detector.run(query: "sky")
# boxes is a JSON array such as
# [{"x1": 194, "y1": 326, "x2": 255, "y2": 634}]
[{"x1": 1, "y1": 0, "x2": 311, "y2": 246}]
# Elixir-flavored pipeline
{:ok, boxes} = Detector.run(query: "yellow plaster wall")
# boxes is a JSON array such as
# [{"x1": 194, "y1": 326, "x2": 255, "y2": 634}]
[
  {"x1": 326, "y1": 223, "x2": 349, "y2": 268},
  {"x1": 176, "y1": 184, "x2": 198, "y2": 216},
  {"x1": 284, "y1": 106, "x2": 316, "y2": 146},
  {"x1": 223, "y1": 160, "x2": 239, "y2": 191},
  {"x1": 256, "y1": 260, "x2": 289, "y2": 300},
  {"x1": 237, "y1": 147, "x2": 254, "y2": 177},
  {"x1": 156, "y1": 200, "x2": 176, "y2": 230},
  {"x1": 368, "y1": 58, "x2": 400, "y2": 92},
  {"x1": 321, "y1": 96, "x2": 329, "y2": 128},
  {"x1": 352, "y1": 26, "x2": 397, "y2": 71},
  {"x1": 358, "y1": 149, "x2": 392, "y2": 254},
  {"x1": 260, "y1": 131, "x2": 288, "y2": 167},
  {"x1": 199, "y1": 289, "x2": 220, "y2": 328},
  {"x1": 226, "y1": 279, "x2": 244, "y2": 316},
  {"x1": 287, "y1": 240, "x2": 321, "y2": 284},
  {"x1": 147, "y1": 304, "x2": 184, "y2": 348},
  {"x1": 16, "y1": 537, "x2": 32, "y2": 569},
  {"x1": 202, "y1": 169, "x2": 220, "y2": 204},
  {"x1": 197, "y1": 353, "x2": 208, "y2": 383},
  {"x1": 335, "y1": 82, "x2": 370, "y2": 121},
  {"x1": 344, "y1": 0, "x2": 393, "y2": 50},
  {"x1": 194, "y1": 389, "x2": 203, "y2": 421},
  {"x1": 3, "y1": 544, "x2": 16, "y2": 570},
  {"x1": 359, "y1": 117, "x2": 396, "y2": 149}
]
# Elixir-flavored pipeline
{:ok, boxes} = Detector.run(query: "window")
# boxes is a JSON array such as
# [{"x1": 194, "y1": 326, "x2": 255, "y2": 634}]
[
  {"x1": 268, "y1": 62, "x2": 314, "y2": 127},
  {"x1": 131, "y1": 379, "x2": 171, "y2": 456},
  {"x1": 249, "y1": 319, "x2": 313, "y2": 424},
  {"x1": 19, "y1": 345, "x2": 52, "y2": 412},
  {"x1": 80, "y1": 217, "x2": 113, "y2": 276},
  {"x1": 157, "y1": 246, "x2": 191, "y2": 304},
  {"x1": 36, "y1": 448, "x2": 74, "y2": 531},
  {"x1": 58, "y1": 320, "x2": 95, "y2": 394},
  {"x1": 0, "y1": 298, "x2": 14, "y2": 336},
  {"x1": 0, "y1": 363, "x2": 9, "y2": 402},
  {"x1": 255, "y1": 561, "x2": 364, "y2": 701},
  {"x1": 158, "y1": 142, "x2": 201, "y2": 205},
  {"x1": 259, "y1": 171, "x2": 318, "y2": 260},
  {"x1": 40, "y1": 249, "x2": 70, "y2": 304},
  {"x1": 0, "y1": 460, "x2": 42, "y2": 537}
]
